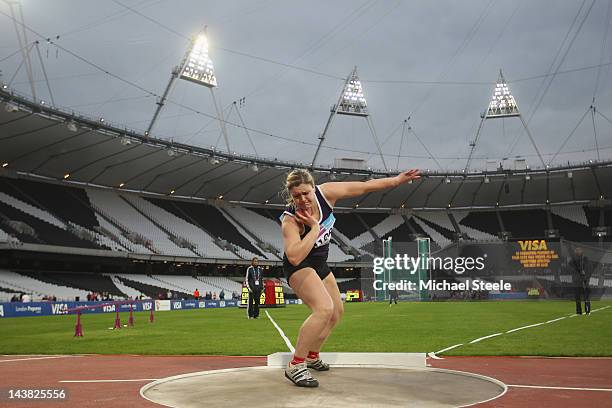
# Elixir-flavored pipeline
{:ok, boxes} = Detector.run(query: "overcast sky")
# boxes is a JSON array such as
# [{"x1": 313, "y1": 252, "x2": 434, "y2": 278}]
[{"x1": 1, "y1": 0, "x2": 611, "y2": 172}]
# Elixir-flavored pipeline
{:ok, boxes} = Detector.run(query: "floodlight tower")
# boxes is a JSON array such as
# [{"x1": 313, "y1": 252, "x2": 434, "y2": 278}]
[
  {"x1": 464, "y1": 70, "x2": 546, "y2": 173},
  {"x1": 146, "y1": 26, "x2": 230, "y2": 153},
  {"x1": 311, "y1": 66, "x2": 387, "y2": 170}
]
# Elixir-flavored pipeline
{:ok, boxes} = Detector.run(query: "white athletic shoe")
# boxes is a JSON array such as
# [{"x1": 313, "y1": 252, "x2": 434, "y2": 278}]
[{"x1": 285, "y1": 362, "x2": 319, "y2": 387}]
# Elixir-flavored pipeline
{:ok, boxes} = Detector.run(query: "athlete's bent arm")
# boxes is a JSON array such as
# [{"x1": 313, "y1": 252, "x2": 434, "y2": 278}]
[
  {"x1": 320, "y1": 169, "x2": 420, "y2": 205},
  {"x1": 282, "y1": 211, "x2": 321, "y2": 266}
]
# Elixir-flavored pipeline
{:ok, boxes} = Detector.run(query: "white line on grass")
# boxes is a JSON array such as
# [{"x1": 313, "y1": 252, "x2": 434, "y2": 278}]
[
  {"x1": 590, "y1": 305, "x2": 611, "y2": 313},
  {"x1": 0, "y1": 355, "x2": 83, "y2": 363},
  {"x1": 430, "y1": 304, "x2": 611, "y2": 357},
  {"x1": 60, "y1": 379, "x2": 158, "y2": 383},
  {"x1": 470, "y1": 333, "x2": 502, "y2": 343},
  {"x1": 508, "y1": 384, "x2": 612, "y2": 392},
  {"x1": 506, "y1": 322, "x2": 546, "y2": 334},
  {"x1": 265, "y1": 310, "x2": 295, "y2": 353},
  {"x1": 434, "y1": 344, "x2": 464, "y2": 354}
]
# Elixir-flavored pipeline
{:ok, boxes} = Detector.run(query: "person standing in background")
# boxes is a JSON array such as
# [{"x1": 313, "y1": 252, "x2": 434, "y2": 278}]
[
  {"x1": 570, "y1": 246, "x2": 592, "y2": 315},
  {"x1": 246, "y1": 257, "x2": 264, "y2": 319}
]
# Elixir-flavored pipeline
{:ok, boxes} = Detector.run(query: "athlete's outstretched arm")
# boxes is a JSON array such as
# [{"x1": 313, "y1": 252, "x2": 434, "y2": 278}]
[{"x1": 320, "y1": 169, "x2": 420, "y2": 206}]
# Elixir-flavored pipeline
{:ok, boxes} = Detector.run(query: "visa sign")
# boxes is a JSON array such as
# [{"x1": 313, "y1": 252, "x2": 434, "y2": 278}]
[{"x1": 51, "y1": 303, "x2": 69, "y2": 315}]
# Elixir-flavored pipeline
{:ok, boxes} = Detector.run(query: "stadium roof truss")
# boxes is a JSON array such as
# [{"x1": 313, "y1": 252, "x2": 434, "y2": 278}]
[{"x1": 1, "y1": 86, "x2": 611, "y2": 211}]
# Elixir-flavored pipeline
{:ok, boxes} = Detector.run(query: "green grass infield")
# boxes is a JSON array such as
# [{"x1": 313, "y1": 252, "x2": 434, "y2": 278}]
[{"x1": 0, "y1": 300, "x2": 610, "y2": 356}]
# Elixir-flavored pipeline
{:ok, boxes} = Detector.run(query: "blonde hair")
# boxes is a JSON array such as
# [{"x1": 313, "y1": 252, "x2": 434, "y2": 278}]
[{"x1": 282, "y1": 169, "x2": 315, "y2": 205}]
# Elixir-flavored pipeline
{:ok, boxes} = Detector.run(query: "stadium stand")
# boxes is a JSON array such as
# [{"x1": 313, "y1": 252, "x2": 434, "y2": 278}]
[
  {"x1": 550, "y1": 205, "x2": 589, "y2": 227},
  {"x1": 147, "y1": 198, "x2": 260, "y2": 259},
  {"x1": 130, "y1": 196, "x2": 239, "y2": 259},
  {"x1": 87, "y1": 189, "x2": 195, "y2": 257},
  {"x1": 218, "y1": 207, "x2": 278, "y2": 259},
  {"x1": 0, "y1": 195, "x2": 99, "y2": 249},
  {"x1": 222, "y1": 205, "x2": 284, "y2": 255},
  {"x1": 457, "y1": 211, "x2": 500, "y2": 238},
  {"x1": 196, "y1": 276, "x2": 242, "y2": 294},
  {"x1": 107, "y1": 275, "x2": 145, "y2": 299},
  {"x1": 0, "y1": 226, "x2": 8, "y2": 242},
  {"x1": 18, "y1": 271, "x2": 124, "y2": 298},
  {"x1": 0, "y1": 270, "x2": 89, "y2": 301},
  {"x1": 500, "y1": 209, "x2": 549, "y2": 239},
  {"x1": 412, "y1": 216, "x2": 451, "y2": 249},
  {"x1": 333, "y1": 213, "x2": 372, "y2": 239},
  {"x1": 114, "y1": 275, "x2": 173, "y2": 299},
  {"x1": 350, "y1": 214, "x2": 405, "y2": 249},
  {"x1": 452, "y1": 210, "x2": 499, "y2": 241}
]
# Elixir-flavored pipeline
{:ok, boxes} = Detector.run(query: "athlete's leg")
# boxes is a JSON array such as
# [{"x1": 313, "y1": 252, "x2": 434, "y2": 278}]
[
  {"x1": 310, "y1": 272, "x2": 344, "y2": 352},
  {"x1": 289, "y1": 267, "x2": 334, "y2": 359}
]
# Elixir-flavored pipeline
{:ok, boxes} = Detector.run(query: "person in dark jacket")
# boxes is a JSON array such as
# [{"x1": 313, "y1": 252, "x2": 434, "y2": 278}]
[
  {"x1": 245, "y1": 257, "x2": 264, "y2": 319},
  {"x1": 569, "y1": 246, "x2": 591, "y2": 315}
]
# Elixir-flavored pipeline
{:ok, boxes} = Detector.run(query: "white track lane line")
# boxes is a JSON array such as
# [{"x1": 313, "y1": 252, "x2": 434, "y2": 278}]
[
  {"x1": 265, "y1": 310, "x2": 295, "y2": 353},
  {"x1": 60, "y1": 379, "x2": 158, "y2": 383},
  {"x1": 0, "y1": 356, "x2": 83, "y2": 363},
  {"x1": 508, "y1": 384, "x2": 612, "y2": 392}
]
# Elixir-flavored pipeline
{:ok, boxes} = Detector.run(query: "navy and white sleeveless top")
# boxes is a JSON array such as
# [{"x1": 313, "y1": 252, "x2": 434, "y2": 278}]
[{"x1": 280, "y1": 185, "x2": 335, "y2": 258}]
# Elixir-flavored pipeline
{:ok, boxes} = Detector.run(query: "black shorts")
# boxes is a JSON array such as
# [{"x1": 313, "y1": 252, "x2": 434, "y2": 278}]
[{"x1": 283, "y1": 255, "x2": 332, "y2": 282}]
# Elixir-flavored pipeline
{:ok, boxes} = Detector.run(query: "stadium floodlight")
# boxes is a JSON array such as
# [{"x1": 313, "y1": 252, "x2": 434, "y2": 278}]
[
  {"x1": 169, "y1": 189, "x2": 175, "y2": 195},
  {"x1": 119, "y1": 183, "x2": 125, "y2": 188},
  {"x1": 337, "y1": 67, "x2": 368, "y2": 117},
  {"x1": 2, "y1": 162, "x2": 8, "y2": 168},
  {"x1": 486, "y1": 70, "x2": 519, "y2": 119},
  {"x1": 312, "y1": 66, "x2": 387, "y2": 170},
  {"x1": 63, "y1": 173, "x2": 70, "y2": 179},
  {"x1": 180, "y1": 30, "x2": 217, "y2": 88}
]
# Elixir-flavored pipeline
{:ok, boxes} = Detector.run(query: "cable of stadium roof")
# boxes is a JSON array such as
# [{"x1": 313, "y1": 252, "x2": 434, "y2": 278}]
[
  {"x1": 1, "y1": 13, "x2": 610, "y2": 169},
  {"x1": 1, "y1": 16, "x2": 611, "y2": 164},
  {"x1": 3, "y1": 84, "x2": 611, "y2": 177}
]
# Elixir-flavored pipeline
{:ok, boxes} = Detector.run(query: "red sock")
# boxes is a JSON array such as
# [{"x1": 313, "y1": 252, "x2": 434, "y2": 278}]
[
  {"x1": 307, "y1": 351, "x2": 319, "y2": 360},
  {"x1": 290, "y1": 355, "x2": 305, "y2": 365}
]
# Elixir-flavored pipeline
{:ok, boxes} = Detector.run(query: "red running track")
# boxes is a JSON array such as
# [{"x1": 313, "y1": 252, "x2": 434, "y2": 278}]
[{"x1": 0, "y1": 355, "x2": 610, "y2": 407}]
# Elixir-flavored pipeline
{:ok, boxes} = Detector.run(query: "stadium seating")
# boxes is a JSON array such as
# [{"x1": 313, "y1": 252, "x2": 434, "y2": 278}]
[
  {"x1": 222, "y1": 205, "x2": 285, "y2": 255},
  {"x1": 87, "y1": 189, "x2": 195, "y2": 257},
  {"x1": 500, "y1": 210, "x2": 549, "y2": 239},
  {"x1": 0, "y1": 195, "x2": 100, "y2": 249},
  {"x1": 452, "y1": 210, "x2": 499, "y2": 241},
  {"x1": 19, "y1": 272, "x2": 124, "y2": 298},
  {"x1": 0, "y1": 270, "x2": 89, "y2": 301},
  {"x1": 131, "y1": 196, "x2": 239, "y2": 259},
  {"x1": 148, "y1": 198, "x2": 261, "y2": 259}
]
